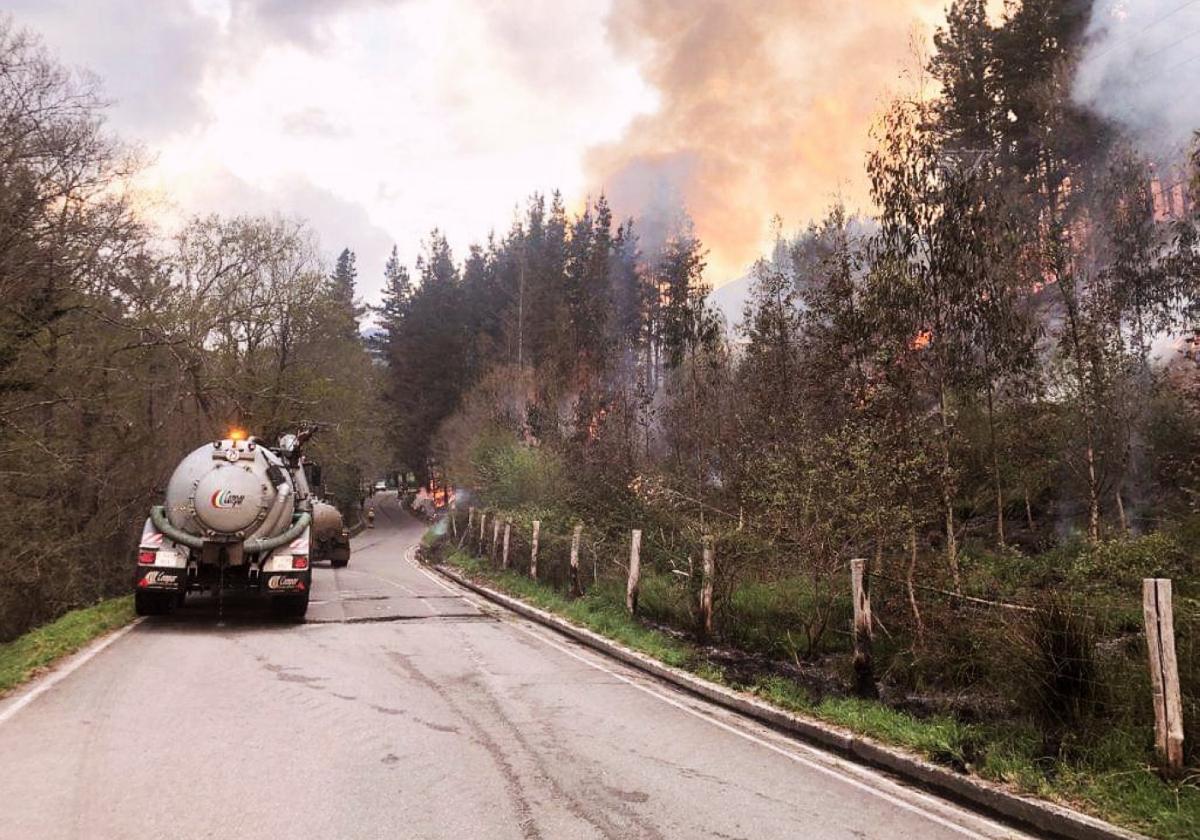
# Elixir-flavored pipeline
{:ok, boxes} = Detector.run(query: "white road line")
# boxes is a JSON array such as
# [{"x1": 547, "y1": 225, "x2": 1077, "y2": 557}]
[
  {"x1": 511, "y1": 622, "x2": 1018, "y2": 840},
  {"x1": 0, "y1": 619, "x2": 143, "y2": 727},
  {"x1": 411, "y1": 560, "x2": 1027, "y2": 839}
]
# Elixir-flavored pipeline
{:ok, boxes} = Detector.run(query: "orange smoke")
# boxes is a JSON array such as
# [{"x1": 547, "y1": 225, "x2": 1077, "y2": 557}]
[{"x1": 587, "y1": 0, "x2": 943, "y2": 285}]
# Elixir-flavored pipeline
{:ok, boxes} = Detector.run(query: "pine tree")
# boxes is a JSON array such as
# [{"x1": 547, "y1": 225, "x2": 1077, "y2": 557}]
[
  {"x1": 929, "y1": 0, "x2": 995, "y2": 152},
  {"x1": 374, "y1": 245, "x2": 411, "y2": 359},
  {"x1": 328, "y1": 247, "x2": 362, "y2": 341},
  {"x1": 657, "y1": 227, "x2": 716, "y2": 370},
  {"x1": 387, "y1": 230, "x2": 465, "y2": 480}
]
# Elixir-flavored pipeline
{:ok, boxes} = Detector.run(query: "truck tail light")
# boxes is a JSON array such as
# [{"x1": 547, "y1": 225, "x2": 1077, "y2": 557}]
[
  {"x1": 292, "y1": 555, "x2": 308, "y2": 570},
  {"x1": 138, "y1": 550, "x2": 156, "y2": 565}
]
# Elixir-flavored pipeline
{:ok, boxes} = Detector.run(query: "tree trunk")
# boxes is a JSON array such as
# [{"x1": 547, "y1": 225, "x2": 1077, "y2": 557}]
[
  {"x1": 937, "y1": 379, "x2": 961, "y2": 592},
  {"x1": 907, "y1": 520, "x2": 924, "y2": 643},
  {"x1": 986, "y1": 382, "x2": 1005, "y2": 546},
  {"x1": 1086, "y1": 439, "x2": 1101, "y2": 544},
  {"x1": 1059, "y1": 277, "x2": 1102, "y2": 545}
]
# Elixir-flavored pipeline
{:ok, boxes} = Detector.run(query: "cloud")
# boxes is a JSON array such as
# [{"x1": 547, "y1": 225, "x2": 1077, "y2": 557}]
[
  {"x1": 230, "y1": 0, "x2": 403, "y2": 49},
  {"x1": 280, "y1": 106, "x2": 349, "y2": 138},
  {"x1": 587, "y1": 0, "x2": 942, "y2": 285},
  {"x1": 6, "y1": 0, "x2": 220, "y2": 139},
  {"x1": 170, "y1": 167, "x2": 397, "y2": 301},
  {"x1": 10, "y1": 0, "x2": 655, "y2": 304}
]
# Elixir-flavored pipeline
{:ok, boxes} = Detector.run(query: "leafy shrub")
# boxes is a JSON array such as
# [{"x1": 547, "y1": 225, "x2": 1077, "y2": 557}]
[
  {"x1": 469, "y1": 431, "x2": 571, "y2": 512},
  {"x1": 1069, "y1": 533, "x2": 1189, "y2": 588}
]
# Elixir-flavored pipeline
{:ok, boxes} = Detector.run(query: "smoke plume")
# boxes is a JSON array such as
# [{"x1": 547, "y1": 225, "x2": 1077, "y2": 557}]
[
  {"x1": 1074, "y1": 0, "x2": 1200, "y2": 161},
  {"x1": 586, "y1": 0, "x2": 943, "y2": 285}
]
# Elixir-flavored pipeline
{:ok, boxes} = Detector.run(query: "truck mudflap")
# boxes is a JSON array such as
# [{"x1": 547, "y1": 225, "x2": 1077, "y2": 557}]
[
  {"x1": 137, "y1": 516, "x2": 187, "y2": 591},
  {"x1": 137, "y1": 568, "x2": 183, "y2": 591},
  {"x1": 261, "y1": 527, "x2": 312, "y2": 598},
  {"x1": 264, "y1": 572, "x2": 309, "y2": 594}
]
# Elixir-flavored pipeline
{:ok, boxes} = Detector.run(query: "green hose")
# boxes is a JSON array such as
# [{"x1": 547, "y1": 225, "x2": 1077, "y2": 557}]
[
  {"x1": 150, "y1": 506, "x2": 311, "y2": 555},
  {"x1": 150, "y1": 506, "x2": 205, "y2": 549},
  {"x1": 244, "y1": 512, "x2": 311, "y2": 555}
]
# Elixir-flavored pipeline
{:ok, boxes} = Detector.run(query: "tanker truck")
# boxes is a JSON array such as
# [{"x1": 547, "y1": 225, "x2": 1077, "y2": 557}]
[
  {"x1": 134, "y1": 428, "x2": 318, "y2": 618},
  {"x1": 311, "y1": 499, "x2": 351, "y2": 568}
]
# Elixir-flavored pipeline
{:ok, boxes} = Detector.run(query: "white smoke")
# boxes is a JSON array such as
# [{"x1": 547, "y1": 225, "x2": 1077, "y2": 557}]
[{"x1": 1074, "y1": 0, "x2": 1200, "y2": 160}]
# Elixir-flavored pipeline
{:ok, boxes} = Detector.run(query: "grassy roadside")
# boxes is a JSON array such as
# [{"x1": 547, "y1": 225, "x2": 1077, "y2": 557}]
[
  {"x1": 436, "y1": 544, "x2": 1198, "y2": 839},
  {"x1": 0, "y1": 596, "x2": 136, "y2": 697}
]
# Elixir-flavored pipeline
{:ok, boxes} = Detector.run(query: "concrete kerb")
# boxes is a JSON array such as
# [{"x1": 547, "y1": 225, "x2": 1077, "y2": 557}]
[{"x1": 432, "y1": 563, "x2": 1149, "y2": 840}]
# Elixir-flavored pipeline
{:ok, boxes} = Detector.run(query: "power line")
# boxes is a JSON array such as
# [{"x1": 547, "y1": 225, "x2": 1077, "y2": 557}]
[
  {"x1": 1136, "y1": 47, "x2": 1200, "y2": 84},
  {"x1": 1089, "y1": 0, "x2": 1200, "y2": 62},
  {"x1": 1135, "y1": 26, "x2": 1200, "y2": 63}
]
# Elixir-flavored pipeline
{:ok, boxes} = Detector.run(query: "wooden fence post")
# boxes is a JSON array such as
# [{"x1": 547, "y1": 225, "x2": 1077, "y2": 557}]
[
  {"x1": 851, "y1": 558, "x2": 877, "y2": 699},
  {"x1": 626, "y1": 529, "x2": 642, "y2": 615},
  {"x1": 530, "y1": 521, "x2": 541, "y2": 580},
  {"x1": 700, "y1": 535, "x2": 715, "y2": 637},
  {"x1": 491, "y1": 518, "x2": 501, "y2": 564},
  {"x1": 569, "y1": 523, "x2": 583, "y2": 597},
  {"x1": 502, "y1": 519, "x2": 512, "y2": 569},
  {"x1": 450, "y1": 497, "x2": 458, "y2": 538},
  {"x1": 478, "y1": 511, "x2": 487, "y2": 552},
  {"x1": 1144, "y1": 577, "x2": 1185, "y2": 774},
  {"x1": 467, "y1": 507, "x2": 475, "y2": 536}
]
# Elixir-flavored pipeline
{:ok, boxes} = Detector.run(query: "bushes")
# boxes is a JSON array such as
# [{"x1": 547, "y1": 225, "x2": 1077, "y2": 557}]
[
  {"x1": 1010, "y1": 596, "x2": 1107, "y2": 757},
  {"x1": 1069, "y1": 534, "x2": 1190, "y2": 589},
  {"x1": 469, "y1": 431, "x2": 572, "y2": 513}
]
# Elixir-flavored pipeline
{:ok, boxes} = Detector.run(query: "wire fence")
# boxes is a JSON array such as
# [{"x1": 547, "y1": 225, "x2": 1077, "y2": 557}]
[{"x1": 444, "y1": 505, "x2": 1199, "y2": 766}]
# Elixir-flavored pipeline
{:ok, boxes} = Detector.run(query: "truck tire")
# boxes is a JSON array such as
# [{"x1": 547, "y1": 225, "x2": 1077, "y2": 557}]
[
  {"x1": 135, "y1": 590, "x2": 173, "y2": 616},
  {"x1": 331, "y1": 557, "x2": 348, "y2": 568},
  {"x1": 272, "y1": 591, "x2": 309, "y2": 621}
]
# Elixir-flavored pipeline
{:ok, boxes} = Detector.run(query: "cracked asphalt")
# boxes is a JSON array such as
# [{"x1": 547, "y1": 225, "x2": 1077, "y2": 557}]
[{"x1": 0, "y1": 493, "x2": 1034, "y2": 839}]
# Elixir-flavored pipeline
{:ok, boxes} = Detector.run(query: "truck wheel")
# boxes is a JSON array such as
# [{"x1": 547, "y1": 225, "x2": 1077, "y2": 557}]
[
  {"x1": 135, "y1": 590, "x2": 173, "y2": 616},
  {"x1": 272, "y1": 592, "x2": 309, "y2": 621},
  {"x1": 331, "y1": 557, "x2": 348, "y2": 568}
]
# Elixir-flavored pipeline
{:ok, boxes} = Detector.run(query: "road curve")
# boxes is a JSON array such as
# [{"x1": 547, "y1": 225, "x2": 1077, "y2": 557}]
[{"x1": 0, "y1": 493, "x2": 1033, "y2": 839}]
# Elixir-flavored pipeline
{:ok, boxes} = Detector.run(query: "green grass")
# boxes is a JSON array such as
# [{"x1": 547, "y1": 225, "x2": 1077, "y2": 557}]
[
  {"x1": 444, "y1": 549, "x2": 694, "y2": 668},
  {"x1": 0, "y1": 596, "x2": 135, "y2": 696},
  {"x1": 435, "y1": 531, "x2": 1200, "y2": 839}
]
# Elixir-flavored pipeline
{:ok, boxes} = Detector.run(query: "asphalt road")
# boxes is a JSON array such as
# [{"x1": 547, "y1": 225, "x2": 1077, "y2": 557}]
[{"x1": 0, "y1": 493, "x2": 1035, "y2": 839}]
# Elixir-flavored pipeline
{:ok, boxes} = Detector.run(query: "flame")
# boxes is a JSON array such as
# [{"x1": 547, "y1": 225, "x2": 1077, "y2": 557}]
[
  {"x1": 228, "y1": 428, "x2": 248, "y2": 441},
  {"x1": 909, "y1": 330, "x2": 932, "y2": 351}
]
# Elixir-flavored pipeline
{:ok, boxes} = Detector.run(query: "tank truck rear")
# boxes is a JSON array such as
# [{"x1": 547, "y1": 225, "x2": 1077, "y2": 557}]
[{"x1": 134, "y1": 427, "x2": 320, "y2": 618}]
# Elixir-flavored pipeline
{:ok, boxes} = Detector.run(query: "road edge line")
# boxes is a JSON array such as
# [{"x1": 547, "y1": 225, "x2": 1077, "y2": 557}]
[
  {"x1": 0, "y1": 618, "x2": 144, "y2": 726},
  {"x1": 431, "y1": 563, "x2": 1148, "y2": 840}
]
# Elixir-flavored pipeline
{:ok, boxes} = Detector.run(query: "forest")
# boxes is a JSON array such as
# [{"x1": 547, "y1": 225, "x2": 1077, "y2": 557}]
[{"x1": 383, "y1": 1, "x2": 1200, "y2": 832}]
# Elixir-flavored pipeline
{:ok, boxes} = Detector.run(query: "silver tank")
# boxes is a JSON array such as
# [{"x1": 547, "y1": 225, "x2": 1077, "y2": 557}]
[
  {"x1": 311, "y1": 501, "x2": 344, "y2": 541},
  {"x1": 164, "y1": 438, "x2": 296, "y2": 542}
]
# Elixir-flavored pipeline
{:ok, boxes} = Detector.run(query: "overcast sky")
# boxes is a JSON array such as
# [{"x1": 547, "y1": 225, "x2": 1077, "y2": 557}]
[
  {"x1": 48, "y1": 1, "x2": 1176, "y2": 306},
  {"x1": 12, "y1": 1, "x2": 1189, "y2": 305},
  {"x1": 10, "y1": 0, "x2": 657, "y2": 302}
]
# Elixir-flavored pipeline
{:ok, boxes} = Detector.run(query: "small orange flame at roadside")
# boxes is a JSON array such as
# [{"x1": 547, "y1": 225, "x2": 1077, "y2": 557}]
[
  {"x1": 909, "y1": 330, "x2": 933, "y2": 351},
  {"x1": 228, "y1": 428, "x2": 247, "y2": 442}
]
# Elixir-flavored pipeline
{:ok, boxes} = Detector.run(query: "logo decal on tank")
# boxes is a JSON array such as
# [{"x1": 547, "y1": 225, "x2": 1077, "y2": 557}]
[{"x1": 210, "y1": 489, "x2": 246, "y2": 509}]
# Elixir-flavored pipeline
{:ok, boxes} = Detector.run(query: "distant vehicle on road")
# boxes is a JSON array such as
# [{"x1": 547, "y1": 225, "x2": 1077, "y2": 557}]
[
  {"x1": 374, "y1": 480, "x2": 388, "y2": 491},
  {"x1": 311, "y1": 499, "x2": 351, "y2": 568}
]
